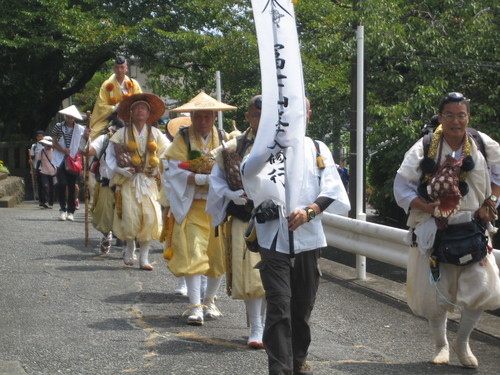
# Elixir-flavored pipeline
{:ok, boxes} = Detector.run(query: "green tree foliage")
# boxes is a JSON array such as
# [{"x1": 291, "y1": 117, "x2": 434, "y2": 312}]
[
  {"x1": 0, "y1": 0, "x2": 498, "y2": 227},
  {"x1": 0, "y1": 0, "x2": 135, "y2": 139},
  {"x1": 126, "y1": 0, "x2": 259, "y2": 130},
  {"x1": 294, "y1": 0, "x2": 354, "y2": 158},
  {"x1": 357, "y1": 0, "x2": 499, "y2": 222}
]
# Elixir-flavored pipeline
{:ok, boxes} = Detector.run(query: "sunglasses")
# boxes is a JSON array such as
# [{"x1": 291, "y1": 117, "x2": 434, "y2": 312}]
[
  {"x1": 447, "y1": 92, "x2": 465, "y2": 100},
  {"x1": 439, "y1": 92, "x2": 470, "y2": 114},
  {"x1": 442, "y1": 92, "x2": 470, "y2": 104}
]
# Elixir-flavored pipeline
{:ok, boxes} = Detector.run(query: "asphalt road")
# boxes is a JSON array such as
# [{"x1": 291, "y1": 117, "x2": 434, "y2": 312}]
[{"x1": 1, "y1": 201, "x2": 499, "y2": 375}]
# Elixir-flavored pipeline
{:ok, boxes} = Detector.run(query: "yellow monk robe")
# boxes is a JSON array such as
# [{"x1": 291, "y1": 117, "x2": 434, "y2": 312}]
[
  {"x1": 165, "y1": 126, "x2": 226, "y2": 278},
  {"x1": 91, "y1": 183, "x2": 115, "y2": 234},
  {"x1": 90, "y1": 74, "x2": 142, "y2": 140},
  {"x1": 227, "y1": 216, "x2": 265, "y2": 299}
]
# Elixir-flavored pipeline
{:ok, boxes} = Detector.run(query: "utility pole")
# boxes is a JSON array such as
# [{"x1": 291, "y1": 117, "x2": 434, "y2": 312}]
[
  {"x1": 349, "y1": 0, "x2": 367, "y2": 280},
  {"x1": 348, "y1": 0, "x2": 365, "y2": 218}
]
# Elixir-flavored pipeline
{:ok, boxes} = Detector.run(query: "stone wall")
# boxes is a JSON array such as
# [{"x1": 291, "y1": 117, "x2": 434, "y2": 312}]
[{"x1": 0, "y1": 173, "x2": 25, "y2": 207}]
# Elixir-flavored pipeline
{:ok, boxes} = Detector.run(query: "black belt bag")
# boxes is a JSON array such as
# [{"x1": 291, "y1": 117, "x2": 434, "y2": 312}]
[
  {"x1": 432, "y1": 220, "x2": 488, "y2": 266},
  {"x1": 226, "y1": 200, "x2": 254, "y2": 222}
]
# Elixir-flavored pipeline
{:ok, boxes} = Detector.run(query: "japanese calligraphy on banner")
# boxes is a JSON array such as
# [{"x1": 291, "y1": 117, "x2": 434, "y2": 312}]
[{"x1": 246, "y1": 0, "x2": 307, "y2": 214}]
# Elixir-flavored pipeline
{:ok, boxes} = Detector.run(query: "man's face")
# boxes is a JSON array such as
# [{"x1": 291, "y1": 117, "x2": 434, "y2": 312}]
[
  {"x1": 192, "y1": 110, "x2": 216, "y2": 137},
  {"x1": 113, "y1": 63, "x2": 128, "y2": 81},
  {"x1": 305, "y1": 99, "x2": 312, "y2": 127},
  {"x1": 245, "y1": 106, "x2": 261, "y2": 133},
  {"x1": 130, "y1": 102, "x2": 150, "y2": 124},
  {"x1": 65, "y1": 115, "x2": 75, "y2": 125},
  {"x1": 438, "y1": 102, "x2": 469, "y2": 140}
]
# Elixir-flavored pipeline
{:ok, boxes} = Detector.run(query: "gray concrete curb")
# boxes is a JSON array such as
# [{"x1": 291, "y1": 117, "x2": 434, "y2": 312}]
[{"x1": 319, "y1": 257, "x2": 500, "y2": 340}]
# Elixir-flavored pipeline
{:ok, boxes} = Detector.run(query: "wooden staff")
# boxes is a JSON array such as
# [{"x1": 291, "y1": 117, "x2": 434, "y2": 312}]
[
  {"x1": 84, "y1": 111, "x2": 91, "y2": 247},
  {"x1": 28, "y1": 148, "x2": 36, "y2": 200}
]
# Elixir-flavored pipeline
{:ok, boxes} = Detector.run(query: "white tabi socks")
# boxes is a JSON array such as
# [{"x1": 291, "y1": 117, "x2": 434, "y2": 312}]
[
  {"x1": 429, "y1": 314, "x2": 449, "y2": 364},
  {"x1": 123, "y1": 240, "x2": 136, "y2": 266},
  {"x1": 204, "y1": 276, "x2": 222, "y2": 301},
  {"x1": 174, "y1": 277, "x2": 188, "y2": 296},
  {"x1": 203, "y1": 276, "x2": 222, "y2": 318},
  {"x1": 245, "y1": 297, "x2": 265, "y2": 349},
  {"x1": 139, "y1": 241, "x2": 153, "y2": 270},
  {"x1": 452, "y1": 308, "x2": 481, "y2": 368},
  {"x1": 184, "y1": 274, "x2": 203, "y2": 325},
  {"x1": 185, "y1": 274, "x2": 202, "y2": 306}
]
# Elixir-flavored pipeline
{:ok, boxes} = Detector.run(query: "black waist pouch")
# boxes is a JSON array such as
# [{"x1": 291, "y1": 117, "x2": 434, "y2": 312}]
[
  {"x1": 226, "y1": 200, "x2": 254, "y2": 222},
  {"x1": 433, "y1": 220, "x2": 488, "y2": 266}
]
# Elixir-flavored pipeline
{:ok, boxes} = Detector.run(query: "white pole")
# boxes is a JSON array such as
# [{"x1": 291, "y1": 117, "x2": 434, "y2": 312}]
[
  {"x1": 216, "y1": 71, "x2": 223, "y2": 130},
  {"x1": 356, "y1": 25, "x2": 366, "y2": 280}
]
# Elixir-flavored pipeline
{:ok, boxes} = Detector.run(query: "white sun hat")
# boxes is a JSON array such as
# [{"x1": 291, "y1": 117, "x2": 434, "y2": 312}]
[
  {"x1": 39, "y1": 136, "x2": 53, "y2": 146},
  {"x1": 58, "y1": 105, "x2": 83, "y2": 121}
]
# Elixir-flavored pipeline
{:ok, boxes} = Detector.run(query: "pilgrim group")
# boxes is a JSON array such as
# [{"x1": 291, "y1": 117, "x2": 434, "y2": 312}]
[{"x1": 28, "y1": 55, "x2": 500, "y2": 374}]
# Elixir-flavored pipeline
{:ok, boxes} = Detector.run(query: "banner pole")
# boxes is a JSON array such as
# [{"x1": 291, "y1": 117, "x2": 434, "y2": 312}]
[{"x1": 216, "y1": 71, "x2": 223, "y2": 131}]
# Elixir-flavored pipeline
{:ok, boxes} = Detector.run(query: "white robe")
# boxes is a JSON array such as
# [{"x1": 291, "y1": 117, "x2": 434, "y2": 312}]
[{"x1": 394, "y1": 131, "x2": 500, "y2": 318}]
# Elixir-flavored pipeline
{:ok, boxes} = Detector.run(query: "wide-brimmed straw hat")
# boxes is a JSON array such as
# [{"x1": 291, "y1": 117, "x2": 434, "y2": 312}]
[
  {"x1": 59, "y1": 105, "x2": 83, "y2": 121},
  {"x1": 118, "y1": 93, "x2": 165, "y2": 124},
  {"x1": 39, "y1": 136, "x2": 53, "y2": 147},
  {"x1": 167, "y1": 116, "x2": 191, "y2": 137},
  {"x1": 170, "y1": 92, "x2": 236, "y2": 113}
]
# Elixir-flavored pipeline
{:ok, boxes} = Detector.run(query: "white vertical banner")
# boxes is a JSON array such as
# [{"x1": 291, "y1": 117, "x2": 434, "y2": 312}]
[{"x1": 249, "y1": 0, "x2": 306, "y2": 215}]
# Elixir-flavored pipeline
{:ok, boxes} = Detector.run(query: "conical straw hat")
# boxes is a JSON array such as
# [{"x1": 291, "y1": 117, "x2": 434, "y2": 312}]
[
  {"x1": 118, "y1": 93, "x2": 165, "y2": 124},
  {"x1": 170, "y1": 92, "x2": 236, "y2": 113},
  {"x1": 167, "y1": 116, "x2": 191, "y2": 138},
  {"x1": 59, "y1": 105, "x2": 83, "y2": 121}
]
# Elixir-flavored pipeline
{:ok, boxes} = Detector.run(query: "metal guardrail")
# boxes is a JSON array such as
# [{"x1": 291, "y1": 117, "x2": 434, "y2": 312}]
[{"x1": 322, "y1": 212, "x2": 500, "y2": 271}]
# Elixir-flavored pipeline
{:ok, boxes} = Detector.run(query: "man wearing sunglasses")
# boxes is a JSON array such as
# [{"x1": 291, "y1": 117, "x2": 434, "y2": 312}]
[{"x1": 394, "y1": 92, "x2": 500, "y2": 368}]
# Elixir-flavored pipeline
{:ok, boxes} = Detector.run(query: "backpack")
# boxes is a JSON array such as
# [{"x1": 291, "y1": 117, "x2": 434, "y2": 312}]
[{"x1": 90, "y1": 133, "x2": 111, "y2": 182}]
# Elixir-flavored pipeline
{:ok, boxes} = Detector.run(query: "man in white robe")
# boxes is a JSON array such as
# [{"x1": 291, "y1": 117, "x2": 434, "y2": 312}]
[
  {"x1": 394, "y1": 92, "x2": 500, "y2": 368},
  {"x1": 106, "y1": 93, "x2": 169, "y2": 270}
]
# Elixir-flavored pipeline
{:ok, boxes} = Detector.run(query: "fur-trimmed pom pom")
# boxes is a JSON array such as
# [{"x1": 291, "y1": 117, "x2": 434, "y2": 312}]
[
  {"x1": 420, "y1": 157, "x2": 437, "y2": 175},
  {"x1": 459, "y1": 180, "x2": 469, "y2": 196},
  {"x1": 461, "y1": 155, "x2": 475, "y2": 172}
]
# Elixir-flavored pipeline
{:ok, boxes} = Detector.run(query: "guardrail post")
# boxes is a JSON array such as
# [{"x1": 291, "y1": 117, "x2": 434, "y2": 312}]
[{"x1": 356, "y1": 212, "x2": 367, "y2": 279}]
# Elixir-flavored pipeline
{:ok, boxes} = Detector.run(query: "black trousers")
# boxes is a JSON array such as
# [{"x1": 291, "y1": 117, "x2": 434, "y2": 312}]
[
  {"x1": 39, "y1": 173, "x2": 54, "y2": 206},
  {"x1": 257, "y1": 247, "x2": 321, "y2": 375},
  {"x1": 56, "y1": 165, "x2": 78, "y2": 214},
  {"x1": 35, "y1": 170, "x2": 43, "y2": 202}
]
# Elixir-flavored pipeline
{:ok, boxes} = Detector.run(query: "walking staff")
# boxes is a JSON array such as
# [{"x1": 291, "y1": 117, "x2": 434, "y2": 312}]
[{"x1": 84, "y1": 111, "x2": 91, "y2": 247}]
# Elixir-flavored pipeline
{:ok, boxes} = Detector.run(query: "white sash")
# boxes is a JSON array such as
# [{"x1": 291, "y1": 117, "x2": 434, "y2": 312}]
[{"x1": 52, "y1": 123, "x2": 85, "y2": 167}]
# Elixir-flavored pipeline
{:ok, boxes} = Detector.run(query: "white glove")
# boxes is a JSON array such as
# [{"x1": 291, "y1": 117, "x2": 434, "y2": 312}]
[
  {"x1": 194, "y1": 173, "x2": 210, "y2": 186},
  {"x1": 115, "y1": 166, "x2": 134, "y2": 178},
  {"x1": 225, "y1": 189, "x2": 247, "y2": 205}
]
